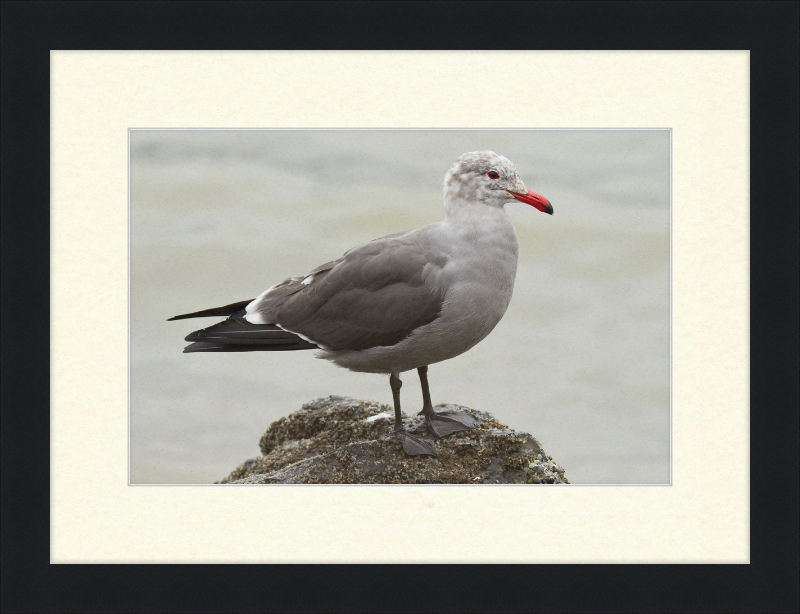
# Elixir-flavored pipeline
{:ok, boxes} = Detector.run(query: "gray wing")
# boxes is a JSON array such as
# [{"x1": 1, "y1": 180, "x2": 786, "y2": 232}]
[{"x1": 246, "y1": 230, "x2": 448, "y2": 351}]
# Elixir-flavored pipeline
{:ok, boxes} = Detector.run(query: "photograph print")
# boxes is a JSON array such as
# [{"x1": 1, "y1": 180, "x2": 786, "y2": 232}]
[{"x1": 129, "y1": 128, "x2": 670, "y2": 485}]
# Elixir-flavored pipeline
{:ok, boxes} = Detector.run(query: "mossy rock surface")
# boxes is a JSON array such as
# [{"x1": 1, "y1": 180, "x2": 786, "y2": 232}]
[{"x1": 218, "y1": 396, "x2": 569, "y2": 484}]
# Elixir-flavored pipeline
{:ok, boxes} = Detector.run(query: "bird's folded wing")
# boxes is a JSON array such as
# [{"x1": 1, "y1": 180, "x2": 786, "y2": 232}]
[{"x1": 247, "y1": 233, "x2": 448, "y2": 351}]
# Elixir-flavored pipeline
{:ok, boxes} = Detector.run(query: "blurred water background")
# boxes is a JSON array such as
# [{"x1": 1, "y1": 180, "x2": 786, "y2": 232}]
[{"x1": 130, "y1": 129, "x2": 670, "y2": 484}]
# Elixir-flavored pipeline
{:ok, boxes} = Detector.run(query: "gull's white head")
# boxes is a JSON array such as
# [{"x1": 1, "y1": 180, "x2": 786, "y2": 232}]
[{"x1": 443, "y1": 151, "x2": 553, "y2": 215}]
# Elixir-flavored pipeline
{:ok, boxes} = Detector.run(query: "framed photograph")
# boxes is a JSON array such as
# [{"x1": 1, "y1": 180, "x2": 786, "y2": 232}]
[{"x1": 4, "y1": 2, "x2": 796, "y2": 613}]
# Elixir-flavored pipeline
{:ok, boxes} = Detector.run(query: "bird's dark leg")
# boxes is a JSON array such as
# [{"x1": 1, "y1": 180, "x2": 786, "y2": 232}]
[
  {"x1": 417, "y1": 366, "x2": 478, "y2": 438},
  {"x1": 390, "y1": 371, "x2": 437, "y2": 457}
]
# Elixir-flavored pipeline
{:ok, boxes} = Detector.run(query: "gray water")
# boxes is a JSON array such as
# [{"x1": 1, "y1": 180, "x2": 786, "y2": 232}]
[{"x1": 130, "y1": 129, "x2": 670, "y2": 484}]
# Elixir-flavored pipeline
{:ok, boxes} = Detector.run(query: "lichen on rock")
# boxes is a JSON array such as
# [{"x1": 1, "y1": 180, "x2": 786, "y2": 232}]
[{"x1": 218, "y1": 395, "x2": 569, "y2": 484}]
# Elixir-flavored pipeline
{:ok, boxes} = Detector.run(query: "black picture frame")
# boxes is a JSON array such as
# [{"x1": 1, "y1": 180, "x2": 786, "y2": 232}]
[{"x1": 2, "y1": 2, "x2": 797, "y2": 612}]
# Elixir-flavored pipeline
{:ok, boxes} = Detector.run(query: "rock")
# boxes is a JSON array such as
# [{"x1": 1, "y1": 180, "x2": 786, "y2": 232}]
[{"x1": 218, "y1": 396, "x2": 569, "y2": 484}]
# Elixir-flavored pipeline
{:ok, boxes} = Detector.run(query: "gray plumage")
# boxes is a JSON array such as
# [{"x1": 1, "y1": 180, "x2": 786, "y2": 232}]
[{"x1": 170, "y1": 151, "x2": 552, "y2": 457}]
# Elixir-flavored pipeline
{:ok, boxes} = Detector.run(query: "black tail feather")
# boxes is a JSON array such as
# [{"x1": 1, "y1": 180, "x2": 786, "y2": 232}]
[
  {"x1": 183, "y1": 341, "x2": 313, "y2": 353},
  {"x1": 175, "y1": 310, "x2": 318, "y2": 353}
]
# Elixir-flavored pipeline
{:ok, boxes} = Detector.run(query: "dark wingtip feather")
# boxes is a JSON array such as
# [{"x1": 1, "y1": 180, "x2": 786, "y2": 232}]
[{"x1": 169, "y1": 299, "x2": 256, "y2": 321}]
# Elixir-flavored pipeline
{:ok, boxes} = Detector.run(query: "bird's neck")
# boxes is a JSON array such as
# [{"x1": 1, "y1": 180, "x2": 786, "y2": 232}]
[
  {"x1": 441, "y1": 197, "x2": 519, "y2": 271},
  {"x1": 444, "y1": 196, "x2": 516, "y2": 236},
  {"x1": 439, "y1": 197, "x2": 519, "y2": 322}
]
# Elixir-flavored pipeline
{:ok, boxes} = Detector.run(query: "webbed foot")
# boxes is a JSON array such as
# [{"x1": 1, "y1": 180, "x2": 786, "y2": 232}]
[
  {"x1": 395, "y1": 429, "x2": 438, "y2": 457},
  {"x1": 424, "y1": 410, "x2": 479, "y2": 439}
]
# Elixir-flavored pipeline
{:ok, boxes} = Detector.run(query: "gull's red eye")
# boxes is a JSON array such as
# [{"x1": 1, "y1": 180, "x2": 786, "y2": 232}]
[{"x1": 487, "y1": 171, "x2": 500, "y2": 180}]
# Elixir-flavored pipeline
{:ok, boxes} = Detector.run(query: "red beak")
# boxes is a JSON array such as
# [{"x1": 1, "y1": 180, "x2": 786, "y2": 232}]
[{"x1": 506, "y1": 189, "x2": 553, "y2": 215}]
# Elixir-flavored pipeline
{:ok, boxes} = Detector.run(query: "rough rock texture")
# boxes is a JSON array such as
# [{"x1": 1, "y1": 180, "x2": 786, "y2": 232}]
[{"x1": 218, "y1": 396, "x2": 569, "y2": 484}]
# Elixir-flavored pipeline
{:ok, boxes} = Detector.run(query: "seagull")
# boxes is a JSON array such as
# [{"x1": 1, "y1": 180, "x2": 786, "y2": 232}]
[{"x1": 169, "y1": 151, "x2": 552, "y2": 457}]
